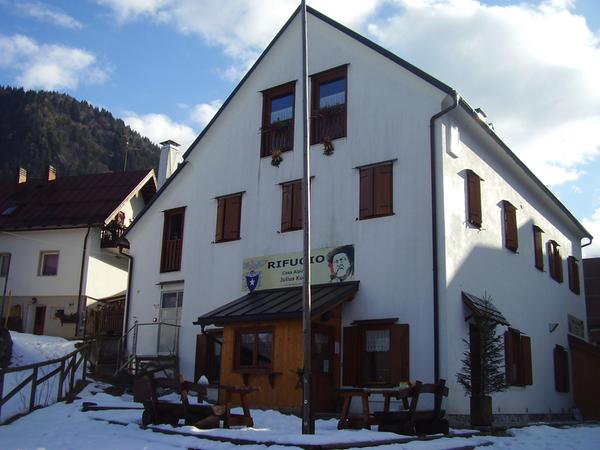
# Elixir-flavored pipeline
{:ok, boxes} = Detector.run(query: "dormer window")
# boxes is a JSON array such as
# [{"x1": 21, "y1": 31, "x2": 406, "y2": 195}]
[
  {"x1": 261, "y1": 82, "x2": 295, "y2": 157},
  {"x1": 311, "y1": 65, "x2": 347, "y2": 144}
]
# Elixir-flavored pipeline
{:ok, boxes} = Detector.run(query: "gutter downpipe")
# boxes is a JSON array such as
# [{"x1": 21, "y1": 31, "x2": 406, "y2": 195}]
[
  {"x1": 118, "y1": 241, "x2": 133, "y2": 357},
  {"x1": 76, "y1": 226, "x2": 92, "y2": 338},
  {"x1": 581, "y1": 237, "x2": 593, "y2": 248},
  {"x1": 1, "y1": 253, "x2": 11, "y2": 320},
  {"x1": 430, "y1": 91, "x2": 460, "y2": 382}
]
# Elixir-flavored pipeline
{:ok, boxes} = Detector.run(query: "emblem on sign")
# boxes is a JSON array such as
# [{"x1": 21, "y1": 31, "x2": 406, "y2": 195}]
[{"x1": 246, "y1": 270, "x2": 260, "y2": 292}]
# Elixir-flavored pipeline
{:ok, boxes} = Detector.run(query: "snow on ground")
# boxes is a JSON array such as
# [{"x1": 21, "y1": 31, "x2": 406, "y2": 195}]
[
  {"x1": 1, "y1": 331, "x2": 81, "y2": 422},
  {"x1": 0, "y1": 378, "x2": 599, "y2": 450}
]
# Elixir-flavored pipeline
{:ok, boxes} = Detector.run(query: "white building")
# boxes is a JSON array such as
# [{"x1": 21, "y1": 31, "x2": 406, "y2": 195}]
[
  {"x1": 123, "y1": 7, "x2": 592, "y2": 422},
  {"x1": 0, "y1": 167, "x2": 156, "y2": 338}
]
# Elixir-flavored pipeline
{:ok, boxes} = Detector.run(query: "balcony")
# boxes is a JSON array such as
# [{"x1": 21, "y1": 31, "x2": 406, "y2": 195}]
[
  {"x1": 100, "y1": 224, "x2": 126, "y2": 248},
  {"x1": 261, "y1": 119, "x2": 293, "y2": 157}
]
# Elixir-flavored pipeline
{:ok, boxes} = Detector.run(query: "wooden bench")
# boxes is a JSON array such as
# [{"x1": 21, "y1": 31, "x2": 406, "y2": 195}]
[
  {"x1": 374, "y1": 379, "x2": 449, "y2": 436},
  {"x1": 134, "y1": 375, "x2": 224, "y2": 428},
  {"x1": 375, "y1": 381, "x2": 422, "y2": 435},
  {"x1": 220, "y1": 385, "x2": 259, "y2": 428},
  {"x1": 412, "y1": 379, "x2": 449, "y2": 435}
]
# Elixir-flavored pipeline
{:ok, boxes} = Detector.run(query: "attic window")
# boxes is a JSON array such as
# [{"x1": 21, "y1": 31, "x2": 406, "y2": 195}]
[
  {"x1": 1, "y1": 206, "x2": 17, "y2": 216},
  {"x1": 311, "y1": 65, "x2": 348, "y2": 144}
]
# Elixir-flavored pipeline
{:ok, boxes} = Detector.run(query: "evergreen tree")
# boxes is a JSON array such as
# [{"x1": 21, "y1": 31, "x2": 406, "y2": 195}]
[{"x1": 457, "y1": 295, "x2": 506, "y2": 396}]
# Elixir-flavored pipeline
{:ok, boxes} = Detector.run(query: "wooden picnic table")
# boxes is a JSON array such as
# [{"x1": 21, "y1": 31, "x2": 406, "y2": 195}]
[{"x1": 337, "y1": 385, "x2": 414, "y2": 430}]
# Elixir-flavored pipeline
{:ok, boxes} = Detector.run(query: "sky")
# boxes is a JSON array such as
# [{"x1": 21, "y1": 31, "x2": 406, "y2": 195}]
[{"x1": 0, "y1": 0, "x2": 599, "y2": 256}]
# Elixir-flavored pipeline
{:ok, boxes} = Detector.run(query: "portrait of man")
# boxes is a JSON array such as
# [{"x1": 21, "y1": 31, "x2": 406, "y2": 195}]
[{"x1": 327, "y1": 245, "x2": 354, "y2": 282}]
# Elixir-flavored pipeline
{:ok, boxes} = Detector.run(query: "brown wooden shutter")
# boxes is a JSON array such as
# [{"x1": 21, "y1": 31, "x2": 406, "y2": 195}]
[
  {"x1": 520, "y1": 335, "x2": 533, "y2": 386},
  {"x1": 281, "y1": 183, "x2": 292, "y2": 231},
  {"x1": 374, "y1": 163, "x2": 393, "y2": 216},
  {"x1": 568, "y1": 256, "x2": 580, "y2": 294},
  {"x1": 467, "y1": 170, "x2": 482, "y2": 227},
  {"x1": 292, "y1": 182, "x2": 303, "y2": 230},
  {"x1": 342, "y1": 326, "x2": 359, "y2": 386},
  {"x1": 194, "y1": 334, "x2": 208, "y2": 383},
  {"x1": 503, "y1": 201, "x2": 518, "y2": 251},
  {"x1": 223, "y1": 195, "x2": 241, "y2": 240},
  {"x1": 533, "y1": 226, "x2": 543, "y2": 270},
  {"x1": 554, "y1": 244, "x2": 563, "y2": 282},
  {"x1": 504, "y1": 330, "x2": 517, "y2": 385},
  {"x1": 359, "y1": 167, "x2": 373, "y2": 219},
  {"x1": 390, "y1": 324, "x2": 410, "y2": 384},
  {"x1": 554, "y1": 345, "x2": 569, "y2": 393},
  {"x1": 215, "y1": 198, "x2": 225, "y2": 242}
]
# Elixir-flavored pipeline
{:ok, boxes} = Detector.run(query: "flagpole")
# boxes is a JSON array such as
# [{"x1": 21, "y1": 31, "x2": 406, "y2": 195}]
[{"x1": 300, "y1": 0, "x2": 314, "y2": 435}]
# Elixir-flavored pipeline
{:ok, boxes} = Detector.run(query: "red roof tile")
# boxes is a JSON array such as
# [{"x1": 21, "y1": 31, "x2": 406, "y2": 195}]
[{"x1": 0, "y1": 170, "x2": 155, "y2": 230}]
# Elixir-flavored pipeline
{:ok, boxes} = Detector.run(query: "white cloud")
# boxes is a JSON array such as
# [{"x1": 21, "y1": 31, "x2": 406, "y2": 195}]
[
  {"x1": 190, "y1": 100, "x2": 223, "y2": 128},
  {"x1": 13, "y1": 1, "x2": 83, "y2": 29},
  {"x1": 582, "y1": 208, "x2": 600, "y2": 257},
  {"x1": 367, "y1": 0, "x2": 600, "y2": 186},
  {"x1": 123, "y1": 112, "x2": 197, "y2": 149},
  {"x1": 0, "y1": 34, "x2": 107, "y2": 90},
  {"x1": 97, "y1": 0, "x2": 381, "y2": 67}
]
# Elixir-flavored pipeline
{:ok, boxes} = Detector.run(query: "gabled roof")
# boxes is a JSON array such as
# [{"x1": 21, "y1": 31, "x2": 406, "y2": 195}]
[
  {"x1": 126, "y1": 6, "x2": 590, "y2": 241},
  {"x1": 0, "y1": 170, "x2": 156, "y2": 231}
]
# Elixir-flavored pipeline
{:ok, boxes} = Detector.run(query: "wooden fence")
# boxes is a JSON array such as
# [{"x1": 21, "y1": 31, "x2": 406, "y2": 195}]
[{"x1": 0, "y1": 342, "x2": 89, "y2": 423}]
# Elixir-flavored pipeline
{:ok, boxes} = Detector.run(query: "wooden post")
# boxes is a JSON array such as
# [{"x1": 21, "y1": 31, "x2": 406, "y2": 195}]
[
  {"x1": 29, "y1": 366, "x2": 38, "y2": 412},
  {"x1": 69, "y1": 354, "x2": 76, "y2": 393},
  {"x1": 57, "y1": 359, "x2": 65, "y2": 401},
  {"x1": 0, "y1": 370, "x2": 4, "y2": 419}
]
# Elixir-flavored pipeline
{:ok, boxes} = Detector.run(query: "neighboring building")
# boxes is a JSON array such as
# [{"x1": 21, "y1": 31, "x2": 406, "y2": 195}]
[
  {"x1": 0, "y1": 167, "x2": 156, "y2": 338},
  {"x1": 583, "y1": 258, "x2": 600, "y2": 345},
  {"x1": 123, "y1": 7, "x2": 592, "y2": 422}
]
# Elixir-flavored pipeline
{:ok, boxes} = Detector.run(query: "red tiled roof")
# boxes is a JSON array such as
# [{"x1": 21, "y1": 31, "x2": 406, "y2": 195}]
[{"x1": 0, "y1": 170, "x2": 155, "y2": 230}]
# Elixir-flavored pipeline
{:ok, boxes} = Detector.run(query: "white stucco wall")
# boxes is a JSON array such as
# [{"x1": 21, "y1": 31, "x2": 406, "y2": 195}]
[
  {"x1": 127, "y1": 12, "x2": 447, "y2": 387},
  {"x1": 125, "y1": 11, "x2": 588, "y2": 417},
  {"x1": 438, "y1": 111, "x2": 587, "y2": 415},
  {"x1": 84, "y1": 228, "x2": 129, "y2": 300}
]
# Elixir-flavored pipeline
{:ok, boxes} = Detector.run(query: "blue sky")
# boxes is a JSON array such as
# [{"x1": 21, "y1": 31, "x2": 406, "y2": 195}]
[{"x1": 1, "y1": 0, "x2": 599, "y2": 255}]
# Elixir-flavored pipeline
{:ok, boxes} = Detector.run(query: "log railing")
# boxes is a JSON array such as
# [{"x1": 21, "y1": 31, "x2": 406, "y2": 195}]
[{"x1": 0, "y1": 342, "x2": 90, "y2": 423}]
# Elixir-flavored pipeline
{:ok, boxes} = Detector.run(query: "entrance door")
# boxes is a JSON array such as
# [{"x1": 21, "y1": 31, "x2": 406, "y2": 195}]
[
  {"x1": 469, "y1": 324, "x2": 482, "y2": 397},
  {"x1": 312, "y1": 325, "x2": 335, "y2": 412},
  {"x1": 157, "y1": 291, "x2": 183, "y2": 354},
  {"x1": 34, "y1": 306, "x2": 46, "y2": 335}
]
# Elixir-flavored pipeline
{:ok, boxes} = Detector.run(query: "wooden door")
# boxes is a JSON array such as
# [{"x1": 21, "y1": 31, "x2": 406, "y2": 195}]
[
  {"x1": 312, "y1": 325, "x2": 335, "y2": 412},
  {"x1": 34, "y1": 306, "x2": 46, "y2": 335},
  {"x1": 469, "y1": 324, "x2": 482, "y2": 397}
]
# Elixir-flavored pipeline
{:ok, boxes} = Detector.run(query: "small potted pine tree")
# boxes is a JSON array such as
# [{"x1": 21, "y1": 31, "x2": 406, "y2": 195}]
[{"x1": 457, "y1": 295, "x2": 506, "y2": 426}]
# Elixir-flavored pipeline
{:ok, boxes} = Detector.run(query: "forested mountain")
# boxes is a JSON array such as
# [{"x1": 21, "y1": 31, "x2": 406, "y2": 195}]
[{"x1": 0, "y1": 86, "x2": 159, "y2": 180}]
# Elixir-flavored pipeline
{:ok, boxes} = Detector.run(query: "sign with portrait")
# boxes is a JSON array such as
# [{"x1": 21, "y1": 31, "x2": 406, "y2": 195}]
[{"x1": 242, "y1": 245, "x2": 354, "y2": 292}]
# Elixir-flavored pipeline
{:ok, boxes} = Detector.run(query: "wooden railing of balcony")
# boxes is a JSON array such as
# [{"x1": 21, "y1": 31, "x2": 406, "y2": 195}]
[
  {"x1": 261, "y1": 119, "x2": 294, "y2": 157},
  {"x1": 160, "y1": 239, "x2": 183, "y2": 272},
  {"x1": 311, "y1": 105, "x2": 346, "y2": 144}
]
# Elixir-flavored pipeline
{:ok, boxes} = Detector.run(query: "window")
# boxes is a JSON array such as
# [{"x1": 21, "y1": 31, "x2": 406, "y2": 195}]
[
  {"x1": 0, "y1": 253, "x2": 9, "y2": 277},
  {"x1": 281, "y1": 180, "x2": 303, "y2": 232},
  {"x1": 547, "y1": 240, "x2": 563, "y2": 283},
  {"x1": 215, "y1": 193, "x2": 242, "y2": 242},
  {"x1": 466, "y1": 170, "x2": 482, "y2": 228},
  {"x1": 310, "y1": 65, "x2": 347, "y2": 144},
  {"x1": 568, "y1": 256, "x2": 580, "y2": 295},
  {"x1": 359, "y1": 162, "x2": 393, "y2": 220},
  {"x1": 39, "y1": 251, "x2": 59, "y2": 276},
  {"x1": 504, "y1": 328, "x2": 533, "y2": 386},
  {"x1": 261, "y1": 82, "x2": 295, "y2": 157},
  {"x1": 533, "y1": 226, "x2": 544, "y2": 271},
  {"x1": 235, "y1": 330, "x2": 273, "y2": 371},
  {"x1": 160, "y1": 207, "x2": 185, "y2": 273},
  {"x1": 343, "y1": 321, "x2": 409, "y2": 387},
  {"x1": 502, "y1": 201, "x2": 518, "y2": 252},
  {"x1": 553, "y1": 345, "x2": 569, "y2": 393},
  {"x1": 1, "y1": 205, "x2": 17, "y2": 216}
]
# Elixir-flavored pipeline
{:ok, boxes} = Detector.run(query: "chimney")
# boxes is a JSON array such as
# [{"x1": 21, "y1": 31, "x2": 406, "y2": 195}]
[
  {"x1": 17, "y1": 167, "x2": 27, "y2": 184},
  {"x1": 47, "y1": 165, "x2": 57, "y2": 182},
  {"x1": 158, "y1": 140, "x2": 182, "y2": 187}
]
